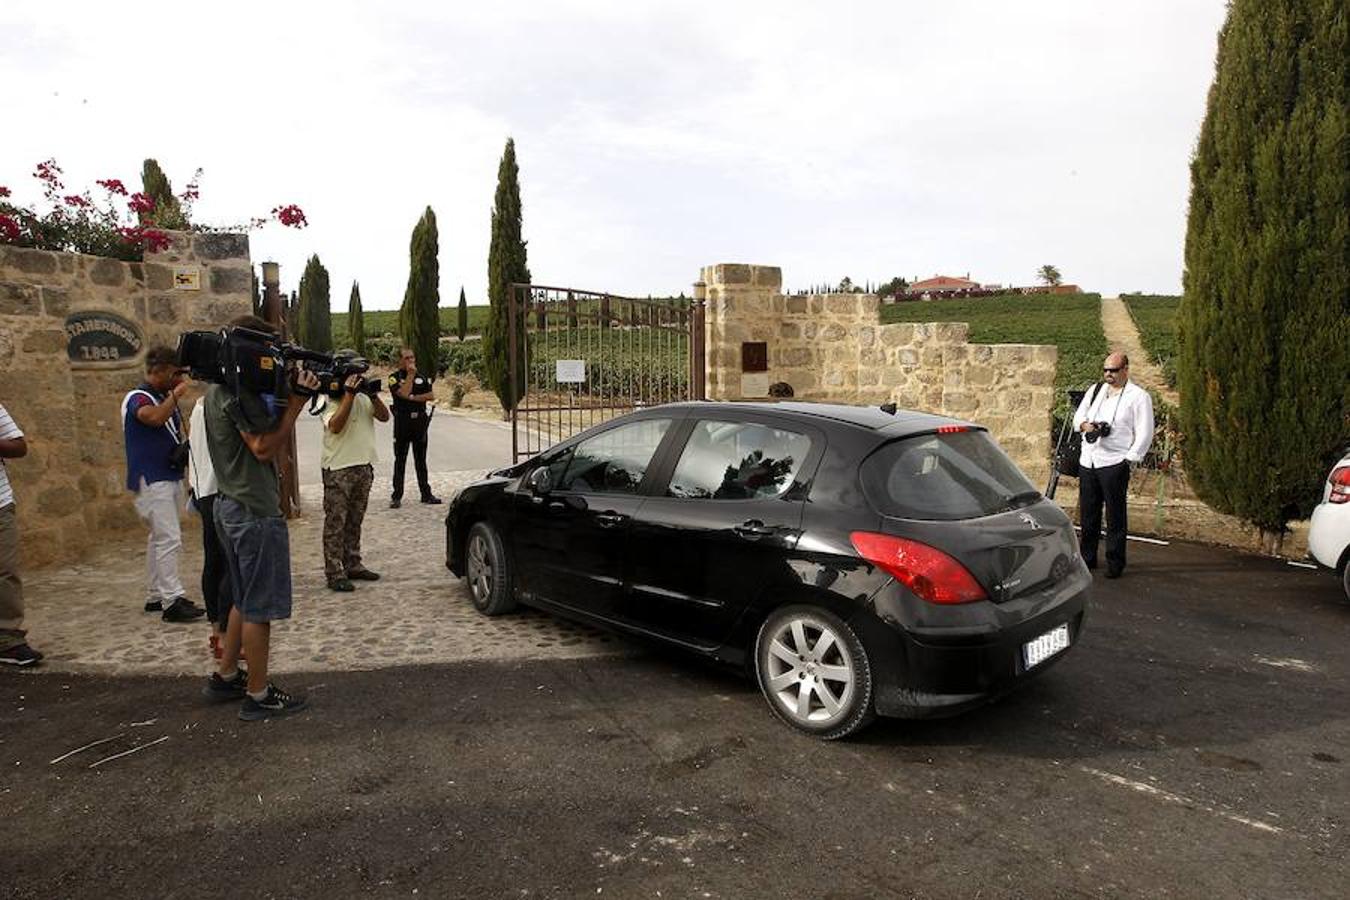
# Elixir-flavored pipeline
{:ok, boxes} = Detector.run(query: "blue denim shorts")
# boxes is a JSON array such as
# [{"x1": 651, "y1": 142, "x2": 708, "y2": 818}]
[{"x1": 213, "y1": 495, "x2": 293, "y2": 623}]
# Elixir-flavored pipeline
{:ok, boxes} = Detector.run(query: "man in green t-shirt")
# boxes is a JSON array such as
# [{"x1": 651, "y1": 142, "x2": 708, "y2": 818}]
[
  {"x1": 320, "y1": 357, "x2": 390, "y2": 591},
  {"x1": 201, "y1": 315, "x2": 320, "y2": 722}
]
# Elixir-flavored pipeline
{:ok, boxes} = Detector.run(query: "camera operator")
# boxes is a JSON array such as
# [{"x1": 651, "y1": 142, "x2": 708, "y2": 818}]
[
  {"x1": 122, "y1": 346, "x2": 204, "y2": 623},
  {"x1": 320, "y1": 353, "x2": 390, "y2": 592},
  {"x1": 388, "y1": 347, "x2": 441, "y2": 508},
  {"x1": 200, "y1": 315, "x2": 317, "y2": 721},
  {"x1": 1072, "y1": 352, "x2": 1155, "y2": 579}
]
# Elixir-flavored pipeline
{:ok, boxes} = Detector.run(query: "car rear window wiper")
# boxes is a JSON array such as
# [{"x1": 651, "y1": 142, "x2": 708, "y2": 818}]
[{"x1": 1001, "y1": 490, "x2": 1042, "y2": 511}]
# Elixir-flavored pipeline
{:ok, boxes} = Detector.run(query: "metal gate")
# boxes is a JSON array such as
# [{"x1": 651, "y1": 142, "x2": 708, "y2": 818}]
[{"x1": 508, "y1": 284, "x2": 705, "y2": 462}]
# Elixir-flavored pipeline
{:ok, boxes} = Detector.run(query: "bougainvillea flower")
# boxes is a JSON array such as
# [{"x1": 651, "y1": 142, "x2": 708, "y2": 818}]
[
  {"x1": 0, "y1": 215, "x2": 20, "y2": 241},
  {"x1": 96, "y1": 179, "x2": 128, "y2": 195}
]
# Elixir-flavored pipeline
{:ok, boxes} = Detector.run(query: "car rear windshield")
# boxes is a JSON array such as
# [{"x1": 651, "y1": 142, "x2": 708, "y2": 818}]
[{"x1": 860, "y1": 429, "x2": 1039, "y2": 521}]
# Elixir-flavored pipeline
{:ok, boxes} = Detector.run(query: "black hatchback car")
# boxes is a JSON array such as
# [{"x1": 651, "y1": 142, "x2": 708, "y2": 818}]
[{"x1": 446, "y1": 401, "x2": 1089, "y2": 739}]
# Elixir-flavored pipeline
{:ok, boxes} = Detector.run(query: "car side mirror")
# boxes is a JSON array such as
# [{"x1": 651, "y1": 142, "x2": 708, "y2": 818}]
[{"x1": 528, "y1": 466, "x2": 553, "y2": 495}]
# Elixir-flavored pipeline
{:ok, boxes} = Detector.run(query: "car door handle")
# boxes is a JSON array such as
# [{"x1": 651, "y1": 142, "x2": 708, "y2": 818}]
[
  {"x1": 734, "y1": 520, "x2": 775, "y2": 539},
  {"x1": 595, "y1": 511, "x2": 628, "y2": 528}
]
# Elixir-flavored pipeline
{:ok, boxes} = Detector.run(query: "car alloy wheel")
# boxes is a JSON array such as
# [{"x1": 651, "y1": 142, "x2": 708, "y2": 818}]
[
  {"x1": 467, "y1": 532, "x2": 493, "y2": 607},
  {"x1": 755, "y1": 605, "x2": 874, "y2": 739},
  {"x1": 463, "y1": 522, "x2": 517, "y2": 616}
]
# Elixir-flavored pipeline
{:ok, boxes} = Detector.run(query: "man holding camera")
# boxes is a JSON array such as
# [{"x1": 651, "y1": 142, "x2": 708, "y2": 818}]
[
  {"x1": 388, "y1": 347, "x2": 441, "y2": 508},
  {"x1": 321, "y1": 353, "x2": 390, "y2": 591},
  {"x1": 122, "y1": 346, "x2": 204, "y2": 623},
  {"x1": 1072, "y1": 352, "x2": 1155, "y2": 579},
  {"x1": 200, "y1": 315, "x2": 317, "y2": 720}
]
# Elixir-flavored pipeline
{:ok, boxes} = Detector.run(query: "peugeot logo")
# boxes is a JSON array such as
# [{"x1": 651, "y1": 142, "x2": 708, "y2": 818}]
[{"x1": 1018, "y1": 512, "x2": 1040, "y2": 530}]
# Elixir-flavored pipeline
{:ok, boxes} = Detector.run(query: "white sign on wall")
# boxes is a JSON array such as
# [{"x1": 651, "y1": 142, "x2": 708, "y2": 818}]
[
  {"x1": 556, "y1": 359, "x2": 587, "y2": 384},
  {"x1": 741, "y1": 372, "x2": 770, "y2": 398},
  {"x1": 173, "y1": 266, "x2": 201, "y2": 290}
]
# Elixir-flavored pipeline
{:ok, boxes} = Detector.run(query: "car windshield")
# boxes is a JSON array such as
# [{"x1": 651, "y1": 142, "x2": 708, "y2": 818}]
[{"x1": 861, "y1": 430, "x2": 1038, "y2": 521}]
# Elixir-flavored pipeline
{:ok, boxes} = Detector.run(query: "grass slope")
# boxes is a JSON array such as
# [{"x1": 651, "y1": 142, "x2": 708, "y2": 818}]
[
  {"x1": 329, "y1": 306, "x2": 493, "y2": 345},
  {"x1": 1121, "y1": 295, "x2": 1180, "y2": 388}
]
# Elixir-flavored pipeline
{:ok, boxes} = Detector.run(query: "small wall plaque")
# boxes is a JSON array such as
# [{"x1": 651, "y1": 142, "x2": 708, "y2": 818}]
[
  {"x1": 741, "y1": 372, "x2": 770, "y2": 398},
  {"x1": 741, "y1": 341, "x2": 768, "y2": 373},
  {"x1": 65, "y1": 311, "x2": 143, "y2": 368},
  {"x1": 556, "y1": 359, "x2": 587, "y2": 384},
  {"x1": 173, "y1": 266, "x2": 201, "y2": 290}
]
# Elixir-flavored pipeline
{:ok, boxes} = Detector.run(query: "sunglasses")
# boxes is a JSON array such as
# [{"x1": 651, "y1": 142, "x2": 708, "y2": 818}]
[{"x1": 1103, "y1": 366, "x2": 1125, "y2": 373}]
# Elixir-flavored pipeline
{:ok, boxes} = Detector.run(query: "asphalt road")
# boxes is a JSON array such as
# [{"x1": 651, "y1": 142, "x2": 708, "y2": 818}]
[
  {"x1": 3, "y1": 541, "x2": 1348, "y2": 898},
  {"x1": 294, "y1": 408, "x2": 514, "y2": 489}
]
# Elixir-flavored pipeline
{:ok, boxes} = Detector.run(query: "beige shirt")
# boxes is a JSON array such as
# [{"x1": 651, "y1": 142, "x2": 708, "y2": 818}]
[{"x1": 320, "y1": 394, "x2": 378, "y2": 471}]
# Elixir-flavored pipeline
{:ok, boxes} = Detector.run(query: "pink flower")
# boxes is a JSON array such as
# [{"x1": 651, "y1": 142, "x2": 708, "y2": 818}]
[
  {"x1": 0, "y1": 214, "x2": 20, "y2": 241},
  {"x1": 128, "y1": 192, "x2": 155, "y2": 215},
  {"x1": 271, "y1": 204, "x2": 308, "y2": 228},
  {"x1": 62, "y1": 194, "x2": 91, "y2": 208},
  {"x1": 34, "y1": 159, "x2": 63, "y2": 187},
  {"x1": 0, "y1": 186, "x2": 10, "y2": 199},
  {"x1": 96, "y1": 178, "x2": 127, "y2": 195}
]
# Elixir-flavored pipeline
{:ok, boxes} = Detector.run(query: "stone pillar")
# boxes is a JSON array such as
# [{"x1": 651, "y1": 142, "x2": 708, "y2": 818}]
[{"x1": 700, "y1": 263, "x2": 782, "y2": 400}]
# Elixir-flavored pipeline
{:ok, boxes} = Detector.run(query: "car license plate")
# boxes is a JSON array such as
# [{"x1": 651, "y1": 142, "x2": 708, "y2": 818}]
[{"x1": 1023, "y1": 623, "x2": 1070, "y2": 669}]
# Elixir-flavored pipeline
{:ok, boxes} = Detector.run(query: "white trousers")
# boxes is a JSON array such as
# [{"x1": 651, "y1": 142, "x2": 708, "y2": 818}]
[{"x1": 133, "y1": 479, "x2": 185, "y2": 604}]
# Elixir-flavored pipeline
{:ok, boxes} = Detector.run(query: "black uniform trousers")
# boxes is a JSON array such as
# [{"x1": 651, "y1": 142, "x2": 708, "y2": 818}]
[
  {"x1": 1079, "y1": 461, "x2": 1130, "y2": 573},
  {"x1": 392, "y1": 419, "x2": 432, "y2": 501}
]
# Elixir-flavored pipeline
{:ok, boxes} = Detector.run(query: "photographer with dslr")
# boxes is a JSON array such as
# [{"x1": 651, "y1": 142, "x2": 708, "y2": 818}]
[
  {"x1": 197, "y1": 315, "x2": 318, "y2": 720},
  {"x1": 388, "y1": 347, "x2": 441, "y2": 507},
  {"x1": 1072, "y1": 352, "x2": 1154, "y2": 579},
  {"x1": 320, "y1": 351, "x2": 390, "y2": 592}
]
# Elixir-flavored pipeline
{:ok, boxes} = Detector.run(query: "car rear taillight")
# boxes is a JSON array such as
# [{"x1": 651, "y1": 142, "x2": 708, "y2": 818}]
[
  {"x1": 849, "y1": 532, "x2": 988, "y2": 604},
  {"x1": 1329, "y1": 466, "x2": 1350, "y2": 504}
]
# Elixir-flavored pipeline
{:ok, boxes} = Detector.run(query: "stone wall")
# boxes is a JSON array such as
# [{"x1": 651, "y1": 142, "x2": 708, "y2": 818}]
[
  {"x1": 702, "y1": 263, "x2": 1057, "y2": 484},
  {"x1": 0, "y1": 232, "x2": 251, "y2": 568}
]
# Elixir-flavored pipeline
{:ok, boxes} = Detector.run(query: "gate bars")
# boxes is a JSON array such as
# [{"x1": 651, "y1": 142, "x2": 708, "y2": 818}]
[{"x1": 508, "y1": 284, "x2": 705, "y2": 462}]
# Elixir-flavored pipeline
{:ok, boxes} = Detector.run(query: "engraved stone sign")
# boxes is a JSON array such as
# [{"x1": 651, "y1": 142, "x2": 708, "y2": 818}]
[{"x1": 65, "y1": 311, "x2": 143, "y2": 368}]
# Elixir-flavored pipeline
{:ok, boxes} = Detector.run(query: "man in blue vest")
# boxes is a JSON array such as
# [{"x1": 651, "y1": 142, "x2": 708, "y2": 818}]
[{"x1": 123, "y1": 346, "x2": 204, "y2": 623}]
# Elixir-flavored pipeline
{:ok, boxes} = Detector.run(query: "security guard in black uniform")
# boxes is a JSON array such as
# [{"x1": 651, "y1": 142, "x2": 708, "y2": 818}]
[{"x1": 388, "y1": 347, "x2": 442, "y2": 508}]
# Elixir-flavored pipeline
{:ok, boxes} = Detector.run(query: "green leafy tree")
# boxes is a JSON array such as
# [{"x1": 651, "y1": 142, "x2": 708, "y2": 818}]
[
  {"x1": 297, "y1": 254, "x2": 333, "y2": 352},
  {"x1": 399, "y1": 206, "x2": 440, "y2": 375},
  {"x1": 1178, "y1": 0, "x2": 1348, "y2": 548},
  {"x1": 348, "y1": 281, "x2": 366, "y2": 356},
  {"x1": 483, "y1": 138, "x2": 531, "y2": 414},
  {"x1": 877, "y1": 276, "x2": 909, "y2": 299},
  {"x1": 140, "y1": 159, "x2": 188, "y2": 229},
  {"x1": 457, "y1": 287, "x2": 468, "y2": 342},
  {"x1": 1037, "y1": 265, "x2": 1063, "y2": 287}
]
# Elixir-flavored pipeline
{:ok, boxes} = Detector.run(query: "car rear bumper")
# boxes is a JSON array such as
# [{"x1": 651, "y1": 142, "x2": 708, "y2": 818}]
[
  {"x1": 1307, "y1": 502, "x2": 1350, "y2": 571},
  {"x1": 858, "y1": 588, "x2": 1089, "y2": 719}
]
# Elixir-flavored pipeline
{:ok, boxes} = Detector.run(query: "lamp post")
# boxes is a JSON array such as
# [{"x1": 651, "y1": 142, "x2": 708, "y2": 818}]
[
  {"x1": 261, "y1": 260, "x2": 301, "y2": 518},
  {"x1": 691, "y1": 280, "x2": 707, "y2": 400}
]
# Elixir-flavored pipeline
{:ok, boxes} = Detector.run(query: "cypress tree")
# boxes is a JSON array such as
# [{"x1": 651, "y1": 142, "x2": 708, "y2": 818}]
[
  {"x1": 348, "y1": 281, "x2": 366, "y2": 356},
  {"x1": 287, "y1": 290, "x2": 300, "y2": 340},
  {"x1": 1178, "y1": 0, "x2": 1348, "y2": 547},
  {"x1": 457, "y1": 287, "x2": 468, "y2": 342},
  {"x1": 251, "y1": 268, "x2": 263, "y2": 318},
  {"x1": 399, "y1": 207, "x2": 440, "y2": 376},
  {"x1": 483, "y1": 138, "x2": 531, "y2": 415},
  {"x1": 140, "y1": 159, "x2": 188, "y2": 229},
  {"x1": 297, "y1": 254, "x2": 333, "y2": 352}
]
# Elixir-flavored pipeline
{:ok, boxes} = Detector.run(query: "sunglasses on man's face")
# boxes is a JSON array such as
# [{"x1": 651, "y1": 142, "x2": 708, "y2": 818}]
[{"x1": 1103, "y1": 366, "x2": 1124, "y2": 373}]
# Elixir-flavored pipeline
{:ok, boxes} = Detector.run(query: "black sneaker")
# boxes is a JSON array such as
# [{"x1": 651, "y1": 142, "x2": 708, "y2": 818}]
[
  {"x1": 327, "y1": 578, "x2": 355, "y2": 592},
  {"x1": 202, "y1": 669, "x2": 248, "y2": 703},
  {"x1": 420, "y1": 495, "x2": 443, "y2": 505},
  {"x1": 162, "y1": 597, "x2": 206, "y2": 623},
  {"x1": 347, "y1": 568, "x2": 381, "y2": 582},
  {"x1": 0, "y1": 644, "x2": 42, "y2": 667},
  {"x1": 144, "y1": 599, "x2": 163, "y2": 613},
  {"x1": 389, "y1": 498, "x2": 402, "y2": 509},
  {"x1": 239, "y1": 684, "x2": 308, "y2": 721}
]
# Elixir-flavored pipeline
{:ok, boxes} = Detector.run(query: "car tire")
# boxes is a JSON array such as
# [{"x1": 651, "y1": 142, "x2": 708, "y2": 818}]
[
  {"x1": 464, "y1": 522, "x2": 517, "y2": 616},
  {"x1": 754, "y1": 604, "x2": 876, "y2": 740},
  {"x1": 1342, "y1": 561, "x2": 1349, "y2": 603}
]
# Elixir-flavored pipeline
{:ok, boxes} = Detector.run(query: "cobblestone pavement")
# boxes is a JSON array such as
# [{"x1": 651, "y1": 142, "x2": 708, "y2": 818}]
[{"x1": 21, "y1": 470, "x2": 624, "y2": 676}]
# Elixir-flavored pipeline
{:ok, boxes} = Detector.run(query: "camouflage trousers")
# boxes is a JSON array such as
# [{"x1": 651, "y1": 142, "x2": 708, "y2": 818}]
[{"x1": 321, "y1": 464, "x2": 373, "y2": 582}]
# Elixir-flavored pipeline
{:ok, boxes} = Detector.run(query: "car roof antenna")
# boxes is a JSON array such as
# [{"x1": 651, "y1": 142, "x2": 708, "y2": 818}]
[{"x1": 879, "y1": 402, "x2": 897, "y2": 415}]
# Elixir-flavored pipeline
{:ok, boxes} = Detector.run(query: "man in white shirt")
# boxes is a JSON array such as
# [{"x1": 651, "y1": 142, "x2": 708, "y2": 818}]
[
  {"x1": 1072, "y1": 352, "x2": 1155, "y2": 578},
  {"x1": 0, "y1": 403, "x2": 42, "y2": 666},
  {"x1": 321, "y1": 362, "x2": 390, "y2": 591}
]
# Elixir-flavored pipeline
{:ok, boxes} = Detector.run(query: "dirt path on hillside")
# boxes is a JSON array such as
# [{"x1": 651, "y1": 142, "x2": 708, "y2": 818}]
[{"x1": 1100, "y1": 296, "x2": 1181, "y2": 407}]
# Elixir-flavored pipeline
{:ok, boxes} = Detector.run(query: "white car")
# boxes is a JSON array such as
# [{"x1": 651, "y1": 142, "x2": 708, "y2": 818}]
[{"x1": 1307, "y1": 450, "x2": 1350, "y2": 601}]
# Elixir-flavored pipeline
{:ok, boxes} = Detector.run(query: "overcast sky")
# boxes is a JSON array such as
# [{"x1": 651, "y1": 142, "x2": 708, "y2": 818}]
[{"x1": 2, "y1": 1, "x2": 1228, "y2": 308}]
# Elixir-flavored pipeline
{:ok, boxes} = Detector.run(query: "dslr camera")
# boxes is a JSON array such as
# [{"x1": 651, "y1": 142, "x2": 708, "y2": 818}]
[{"x1": 1083, "y1": 421, "x2": 1113, "y2": 444}]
